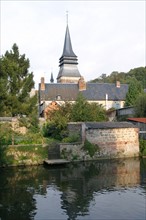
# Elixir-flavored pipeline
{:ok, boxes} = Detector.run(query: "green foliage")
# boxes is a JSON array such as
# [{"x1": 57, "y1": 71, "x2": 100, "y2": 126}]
[
  {"x1": 139, "y1": 139, "x2": 146, "y2": 156},
  {"x1": 71, "y1": 94, "x2": 89, "y2": 121},
  {"x1": 62, "y1": 133, "x2": 80, "y2": 143},
  {"x1": 16, "y1": 145, "x2": 48, "y2": 158},
  {"x1": 42, "y1": 121, "x2": 68, "y2": 140},
  {"x1": 43, "y1": 94, "x2": 107, "y2": 140},
  {"x1": 89, "y1": 67, "x2": 146, "y2": 89},
  {"x1": 0, "y1": 44, "x2": 37, "y2": 117},
  {"x1": 134, "y1": 93, "x2": 146, "y2": 117},
  {"x1": 0, "y1": 146, "x2": 7, "y2": 165},
  {"x1": 124, "y1": 78, "x2": 143, "y2": 107},
  {"x1": 71, "y1": 94, "x2": 107, "y2": 122},
  {"x1": 0, "y1": 123, "x2": 12, "y2": 145},
  {"x1": 14, "y1": 132, "x2": 43, "y2": 145},
  {"x1": 83, "y1": 139, "x2": 99, "y2": 157}
]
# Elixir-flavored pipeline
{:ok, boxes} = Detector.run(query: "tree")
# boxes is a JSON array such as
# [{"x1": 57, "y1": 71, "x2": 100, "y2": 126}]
[
  {"x1": 43, "y1": 102, "x2": 73, "y2": 140},
  {"x1": 71, "y1": 93, "x2": 107, "y2": 122},
  {"x1": 71, "y1": 94, "x2": 90, "y2": 122},
  {"x1": 134, "y1": 93, "x2": 146, "y2": 117},
  {"x1": 43, "y1": 94, "x2": 107, "y2": 140},
  {"x1": 0, "y1": 43, "x2": 36, "y2": 117},
  {"x1": 124, "y1": 78, "x2": 143, "y2": 107},
  {"x1": 89, "y1": 67, "x2": 146, "y2": 88}
]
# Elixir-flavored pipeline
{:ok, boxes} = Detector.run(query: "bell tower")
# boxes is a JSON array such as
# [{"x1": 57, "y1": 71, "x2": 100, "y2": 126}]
[{"x1": 57, "y1": 13, "x2": 81, "y2": 83}]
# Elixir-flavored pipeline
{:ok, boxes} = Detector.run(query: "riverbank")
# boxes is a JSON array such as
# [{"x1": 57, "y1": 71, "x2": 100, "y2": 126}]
[
  {"x1": 0, "y1": 142, "x2": 142, "y2": 168},
  {"x1": 0, "y1": 144, "x2": 48, "y2": 167}
]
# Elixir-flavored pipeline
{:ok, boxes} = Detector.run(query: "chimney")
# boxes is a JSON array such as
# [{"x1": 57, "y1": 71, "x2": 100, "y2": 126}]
[
  {"x1": 78, "y1": 76, "x2": 86, "y2": 91},
  {"x1": 116, "y1": 81, "x2": 120, "y2": 88},
  {"x1": 40, "y1": 77, "x2": 45, "y2": 90}
]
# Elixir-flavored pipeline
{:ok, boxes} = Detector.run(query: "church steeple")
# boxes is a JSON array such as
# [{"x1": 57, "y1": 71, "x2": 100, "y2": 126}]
[
  {"x1": 57, "y1": 20, "x2": 81, "y2": 83},
  {"x1": 61, "y1": 25, "x2": 77, "y2": 58},
  {"x1": 50, "y1": 72, "x2": 54, "y2": 83}
]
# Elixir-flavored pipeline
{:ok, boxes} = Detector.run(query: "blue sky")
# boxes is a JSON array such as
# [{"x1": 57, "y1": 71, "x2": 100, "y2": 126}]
[{"x1": 1, "y1": 0, "x2": 145, "y2": 88}]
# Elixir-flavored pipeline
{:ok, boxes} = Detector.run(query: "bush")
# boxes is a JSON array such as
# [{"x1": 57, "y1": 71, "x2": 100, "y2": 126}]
[
  {"x1": 42, "y1": 121, "x2": 68, "y2": 141},
  {"x1": 62, "y1": 133, "x2": 80, "y2": 143},
  {"x1": 139, "y1": 139, "x2": 146, "y2": 156},
  {"x1": 0, "y1": 123, "x2": 12, "y2": 145},
  {"x1": 83, "y1": 139, "x2": 99, "y2": 157}
]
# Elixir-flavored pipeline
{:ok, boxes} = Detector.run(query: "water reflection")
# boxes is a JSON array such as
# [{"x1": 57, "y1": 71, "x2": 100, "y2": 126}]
[{"x1": 0, "y1": 158, "x2": 146, "y2": 220}]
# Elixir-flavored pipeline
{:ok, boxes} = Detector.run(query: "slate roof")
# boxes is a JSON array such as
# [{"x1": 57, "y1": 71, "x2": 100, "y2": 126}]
[
  {"x1": 57, "y1": 24, "x2": 81, "y2": 80},
  {"x1": 81, "y1": 83, "x2": 128, "y2": 101},
  {"x1": 61, "y1": 25, "x2": 76, "y2": 58},
  {"x1": 39, "y1": 82, "x2": 128, "y2": 102},
  {"x1": 85, "y1": 122, "x2": 137, "y2": 129},
  {"x1": 39, "y1": 83, "x2": 79, "y2": 101}
]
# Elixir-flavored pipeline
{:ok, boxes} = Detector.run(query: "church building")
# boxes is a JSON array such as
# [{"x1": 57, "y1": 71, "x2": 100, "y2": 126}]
[{"x1": 38, "y1": 23, "x2": 128, "y2": 118}]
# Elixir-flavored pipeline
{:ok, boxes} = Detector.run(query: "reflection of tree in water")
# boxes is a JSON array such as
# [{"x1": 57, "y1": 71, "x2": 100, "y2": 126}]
[
  {"x1": 0, "y1": 158, "x2": 142, "y2": 220},
  {"x1": 0, "y1": 167, "x2": 38, "y2": 220},
  {"x1": 0, "y1": 166, "x2": 50, "y2": 220},
  {"x1": 58, "y1": 159, "x2": 141, "y2": 220},
  {"x1": 59, "y1": 162, "x2": 105, "y2": 220}
]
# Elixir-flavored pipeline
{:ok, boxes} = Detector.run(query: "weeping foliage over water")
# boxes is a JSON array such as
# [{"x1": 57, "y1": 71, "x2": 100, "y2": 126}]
[{"x1": 0, "y1": 158, "x2": 146, "y2": 220}]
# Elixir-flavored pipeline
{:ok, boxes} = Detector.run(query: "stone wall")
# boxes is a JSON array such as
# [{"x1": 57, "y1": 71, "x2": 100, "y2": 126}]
[
  {"x1": 86, "y1": 128, "x2": 139, "y2": 158},
  {"x1": 60, "y1": 122, "x2": 139, "y2": 160},
  {"x1": 67, "y1": 122, "x2": 83, "y2": 142},
  {"x1": 85, "y1": 122, "x2": 139, "y2": 158}
]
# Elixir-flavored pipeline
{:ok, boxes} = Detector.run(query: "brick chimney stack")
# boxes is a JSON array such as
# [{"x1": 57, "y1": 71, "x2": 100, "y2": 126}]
[
  {"x1": 78, "y1": 76, "x2": 86, "y2": 91},
  {"x1": 40, "y1": 77, "x2": 45, "y2": 90}
]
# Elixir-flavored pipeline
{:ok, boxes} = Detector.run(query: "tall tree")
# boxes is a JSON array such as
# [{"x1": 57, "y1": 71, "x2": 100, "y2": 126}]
[
  {"x1": 124, "y1": 78, "x2": 143, "y2": 107},
  {"x1": 134, "y1": 93, "x2": 146, "y2": 117},
  {"x1": 0, "y1": 43, "x2": 36, "y2": 117}
]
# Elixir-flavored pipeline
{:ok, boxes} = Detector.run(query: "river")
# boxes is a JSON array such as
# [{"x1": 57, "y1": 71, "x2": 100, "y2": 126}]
[{"x1": 0, "y1": 157, "x2": 146, "y2": 220}]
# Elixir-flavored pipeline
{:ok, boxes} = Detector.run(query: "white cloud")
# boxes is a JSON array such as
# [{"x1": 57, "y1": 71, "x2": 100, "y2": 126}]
[{"x1": 1, "y1": 0, "x2": 145, "y2": 88}]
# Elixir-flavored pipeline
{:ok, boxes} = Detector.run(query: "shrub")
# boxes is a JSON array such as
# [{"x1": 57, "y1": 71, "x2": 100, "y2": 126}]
[
  {"x1": 83, "y1": 139, "x2": 99, "y2": 157},
  {"x1": 62, "y1": 133, "x2": 80, "y2": 143},
  {"x1": 139, "y1": 139, "x2": 146, "y2": 156}
]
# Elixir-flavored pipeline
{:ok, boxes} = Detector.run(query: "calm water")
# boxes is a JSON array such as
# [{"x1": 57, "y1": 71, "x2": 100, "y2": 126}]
[{"x1": 0, "y1": 158, "x2": 146, "y2": 220}]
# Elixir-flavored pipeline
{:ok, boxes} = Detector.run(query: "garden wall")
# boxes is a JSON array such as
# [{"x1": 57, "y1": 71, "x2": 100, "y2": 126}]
[
  {"x1": 85, "y1": 122, "x2": 139, "y2": 158},
  {"x1": 60, "y1": 122, "x2": 139, "y2": 160}
]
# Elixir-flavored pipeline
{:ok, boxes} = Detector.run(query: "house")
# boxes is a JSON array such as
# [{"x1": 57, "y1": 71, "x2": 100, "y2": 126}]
[{"x1": 38, "y1": 23, "x2": 128, "y2": 118}]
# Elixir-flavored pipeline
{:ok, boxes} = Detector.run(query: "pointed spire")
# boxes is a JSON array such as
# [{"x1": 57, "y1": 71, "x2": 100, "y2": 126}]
[
  {"x1": 57, "y1": 15, "x2": 81, "y2": 83},
  {"x1": 61, "y1": 25, "x2": 76, "y2": 57},
  {"x1": 50, "y1": 72, "x2": 54, "y2": 83}
]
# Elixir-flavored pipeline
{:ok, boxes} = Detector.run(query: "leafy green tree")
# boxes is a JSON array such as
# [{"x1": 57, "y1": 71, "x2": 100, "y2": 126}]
[
  {"x1": 134, "y1": 93, "x2": 146, "y2": 117},
  {"x1": 71, "y1": 94, "x2": 107, "y2": 122},
  {"x1": 71, "y1": 94, "x2": 90, "y2": 122},
  {"x1": 0, "y1": 43, "x2": 36, "y2": 117},
  {"x1": 43, "y1": 102, "x2": 72, "y2": 140},
  {"x1": 128, "y1": 67, "x2": 146, "y2": 89},
  {"x1": 90, "y1": 67, "x2": 146, "y2": 88},
  {"x1": 124, "y1": 78, "x2": 143, "y2": 107},
  {"x1": 43, "y1": 95, "x2": 107, "y2": 139}
]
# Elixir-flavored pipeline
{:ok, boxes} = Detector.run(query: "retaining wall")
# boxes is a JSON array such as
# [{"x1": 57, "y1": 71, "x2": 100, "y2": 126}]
[{"x1": 60, "y1": 122, "x2": 139, "y2": 160}]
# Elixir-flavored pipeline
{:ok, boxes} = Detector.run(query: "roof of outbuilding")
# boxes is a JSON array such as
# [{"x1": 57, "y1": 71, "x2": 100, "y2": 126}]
[
  {"x1": 85, "y1": 122, "x2": 137, "y2": 129},
  {"x1": 39, "y1": 82, "x2": 128, "y2": 102},
  {"x1": 127, "y1": 118, "x2": 146, "y2": 124}
]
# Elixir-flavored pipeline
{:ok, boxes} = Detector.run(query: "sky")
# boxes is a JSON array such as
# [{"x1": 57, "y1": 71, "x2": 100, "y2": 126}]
[{"x1": 1, "y1": 0, "x2": 146, "y2": 89}]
